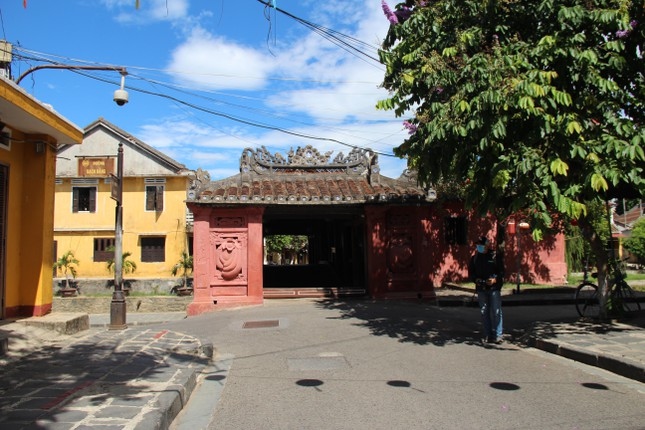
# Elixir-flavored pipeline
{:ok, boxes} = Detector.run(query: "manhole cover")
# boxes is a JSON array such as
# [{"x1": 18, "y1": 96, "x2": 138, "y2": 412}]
[{"x1": 243, "y1": 319, "x2": 280, "y2": 329}]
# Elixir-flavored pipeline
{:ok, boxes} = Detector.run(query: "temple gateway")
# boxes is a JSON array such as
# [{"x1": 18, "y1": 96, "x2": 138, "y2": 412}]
[{"x1": 185, "y1": 145, "x2": 566, "y2": 315}]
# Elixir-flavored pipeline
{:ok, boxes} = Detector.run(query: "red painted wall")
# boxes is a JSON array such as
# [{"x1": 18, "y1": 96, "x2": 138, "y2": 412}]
[
  {"x1": 187, "y1": 202, "x2": 567, "y2": 314},
  {"x1": 187, "y1": 205, "x2": 265, "y2": 315},
  {"x1": 365, "y1": 202, "x2": 567, "y2": 300}
]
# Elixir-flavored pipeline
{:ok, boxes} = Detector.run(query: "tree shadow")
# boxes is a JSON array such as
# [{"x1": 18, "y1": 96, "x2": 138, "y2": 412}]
[
  {"x1": 315, "y1": 298, "x2": 484, "y2": 346},
  {"x1": 0, "y1": 327, "x2": 210, "y2": 429}
]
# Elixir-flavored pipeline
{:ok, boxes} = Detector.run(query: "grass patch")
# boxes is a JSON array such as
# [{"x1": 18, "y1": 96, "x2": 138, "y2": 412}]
[{"x1": 567, "y1": 271, "x2": 645, "y2": 284}]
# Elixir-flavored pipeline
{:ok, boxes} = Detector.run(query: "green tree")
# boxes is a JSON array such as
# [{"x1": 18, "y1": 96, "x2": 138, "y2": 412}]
[
  {"x1": 624, "y1": 217, "x2": 645, "y2": 262},
  {"x1": 378, "y1": 0, "x2": 644, "y2": 318},
  {"x1": 106, "y1": 249, "x2": 137, "y2": 274},
  {"x1": 265, "y1": 235, "x2": 308, "y2": 264},
  {"x1": 171, "y1": 251, "x2": 193, "y2": 289},
  {"x1": 54, "y1": 250, "x2": 79, "y2": 289}
]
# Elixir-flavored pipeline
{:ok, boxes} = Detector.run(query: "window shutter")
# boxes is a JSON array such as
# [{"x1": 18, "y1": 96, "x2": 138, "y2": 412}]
[
  {"x1": 72, "y1": 188, "x2": 79, "y2": 212},
  {"x1": 89, "y1": 188, "x2": 97, "y2": 212},
  {"x1": 141, "y1": 237, "x2": 165, "y2": 262},
  {"x1": 146, "y1": 186, "x2": 155, "y2": 211},
  {"x1": 155, "y1": 186, "x2": 164, "y2": 211}
]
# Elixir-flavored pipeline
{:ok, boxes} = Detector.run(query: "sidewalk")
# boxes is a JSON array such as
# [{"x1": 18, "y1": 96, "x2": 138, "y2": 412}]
[
  {"x1": 437, "y1": 285, "x2": 645, "y2": 383},
  {"x1": 0, "y1": 312, "x2": 211, "y2": 430},
  {"x1": 0, "y1": 291, "x2": 644, "y2": 430}
]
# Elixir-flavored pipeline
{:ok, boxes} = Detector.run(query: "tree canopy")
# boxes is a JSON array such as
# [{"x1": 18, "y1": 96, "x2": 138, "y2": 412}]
[
  {"x1": 624, "y1": 217, "x2": 645, "y2": 262},
  {"x1": 378, "y1": 0, "x2": 643, "y2": 238},
  {"x1": 378, "y1": 0, "x2": 643, "y2": 316}
]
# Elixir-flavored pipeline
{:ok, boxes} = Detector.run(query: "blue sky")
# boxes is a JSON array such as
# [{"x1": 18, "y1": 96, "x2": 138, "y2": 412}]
[{"x1": 2, "y1": 0, "x2": 410, "y2": 179}]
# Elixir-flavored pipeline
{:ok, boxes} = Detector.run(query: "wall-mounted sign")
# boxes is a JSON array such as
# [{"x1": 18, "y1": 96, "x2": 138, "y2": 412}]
[
  {"x1": 78, "y1": 157, "x2": 115, "y2": 177},
  {"x1": 110, "y1": 174, "x2": 121, "y2": 203}
]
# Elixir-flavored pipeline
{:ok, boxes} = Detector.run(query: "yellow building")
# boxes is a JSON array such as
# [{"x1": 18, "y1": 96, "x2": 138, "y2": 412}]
[
  {"x1": 54, "y1": 118, "x2": 193, "y2": 295},
  {"x1": 0, "y1": 76, "x2": 83, "y2": 318}
]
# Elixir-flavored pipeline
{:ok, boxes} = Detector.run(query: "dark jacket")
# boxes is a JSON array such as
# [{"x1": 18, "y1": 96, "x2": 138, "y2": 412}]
[{"x1": 468, "y1": 250, "x2": 504, "y2": 291}]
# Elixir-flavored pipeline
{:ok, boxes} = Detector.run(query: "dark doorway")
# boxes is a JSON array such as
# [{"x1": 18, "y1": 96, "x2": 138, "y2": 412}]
[{"x1": 262, "y1": 206, "x2": 366, "y2": 295}]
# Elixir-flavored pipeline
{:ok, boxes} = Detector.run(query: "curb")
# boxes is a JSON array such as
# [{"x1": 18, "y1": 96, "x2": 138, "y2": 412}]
[
  {"x1": 524, "y1": 336, "x2": 645, "y2": 384},
  {"x1": 136, "y1": 338, "x2": 214, "y2": 430}
]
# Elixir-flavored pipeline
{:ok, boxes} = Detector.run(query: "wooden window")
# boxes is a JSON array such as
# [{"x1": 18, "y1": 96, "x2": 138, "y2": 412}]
[
  {"x1": 0, "y1": 129, "x2": 11, "y2": 150},
  {"x1": 72, "y1": 187, "x2": 96, "y2": 212},
  {"x1": 94, "y1": 238, "x2": 115, "y2": 262},
  {"x1": 444, "y1": 216, "x2": 468, "y2": 245},
  {"x1": 141, "y1": 236, "x2": 165, "y2": 262},
  {"x1": 145, "y1": 185, "x2": 164, "y2": 211}
]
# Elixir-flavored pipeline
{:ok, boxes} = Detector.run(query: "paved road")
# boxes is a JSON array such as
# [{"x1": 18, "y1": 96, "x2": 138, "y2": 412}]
[
  {"x1": 166, "y1": 300, "x2": 645, "y2": 430},
  {"x1": 2, "y1": 295, "x2": 644, "y2": 430}
]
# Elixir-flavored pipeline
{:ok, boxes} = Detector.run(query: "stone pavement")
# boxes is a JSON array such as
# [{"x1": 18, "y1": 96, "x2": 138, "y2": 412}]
[
  {"x1": 0, "y1": 312, "x2": 210, "y2": 430},
  {"x1": 0, "y1": 289, "x2": 644, "y2": 430}
]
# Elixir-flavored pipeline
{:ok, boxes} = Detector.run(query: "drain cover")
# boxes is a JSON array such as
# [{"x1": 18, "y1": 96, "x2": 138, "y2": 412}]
[{"x1": 243, "y1": 319, "x2": 280, "y2": 329}]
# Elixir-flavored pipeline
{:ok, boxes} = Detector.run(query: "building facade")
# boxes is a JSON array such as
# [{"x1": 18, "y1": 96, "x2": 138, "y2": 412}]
[
  {"x1": 54, "y1": 118, "x2": 193, "y2": 294},
  {"x1": 0, "y1": 76, "x2": 83, "y2": 318},
  {"x1": 185, "y1": 146, "x2": 567, "y2": 315}
]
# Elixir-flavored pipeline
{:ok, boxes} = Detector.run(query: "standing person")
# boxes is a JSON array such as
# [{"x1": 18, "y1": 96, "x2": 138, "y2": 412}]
[{"x1": 468, "y1": 236, "x2": 505, "y2": 344}]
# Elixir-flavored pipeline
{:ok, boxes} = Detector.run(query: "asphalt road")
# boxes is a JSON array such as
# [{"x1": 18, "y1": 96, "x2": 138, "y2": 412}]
[{"x1": 167, "y1": 300, "x2": 645, "y2": 430}]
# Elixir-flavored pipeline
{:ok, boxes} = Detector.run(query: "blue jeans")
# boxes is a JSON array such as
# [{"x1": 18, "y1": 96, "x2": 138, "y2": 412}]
[{"x1": 477, "y1": 289, "x2": 503, "y2": 339}]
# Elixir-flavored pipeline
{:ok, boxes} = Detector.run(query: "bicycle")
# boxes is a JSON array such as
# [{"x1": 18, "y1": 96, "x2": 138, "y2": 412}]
[{"x1": 574, "y1": 258, "x2": 642, "y2": 318}]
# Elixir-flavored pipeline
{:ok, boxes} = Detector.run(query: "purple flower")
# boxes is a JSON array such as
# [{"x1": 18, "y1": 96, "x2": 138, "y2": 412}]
[
  {"x1": 630, "y1": 20, "x2": 638, "y2": 28},
  {"x1": 395, "y1": 6, "x2": 413, "y2": 21},
  {"x1": 381, "y1": 1, "x2": 399, "y2": 25},
  {"x1": 403, "y1": 120, "x2": 418, "y2": 135},
  {"x1": 616, "y1": 29, "x2": 630, "y2": 39}
]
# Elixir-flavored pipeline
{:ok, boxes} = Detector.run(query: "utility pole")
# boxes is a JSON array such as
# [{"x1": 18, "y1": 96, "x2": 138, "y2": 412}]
[{"x1": 109, "y1": 143, "x2": 127, "y2": 330}]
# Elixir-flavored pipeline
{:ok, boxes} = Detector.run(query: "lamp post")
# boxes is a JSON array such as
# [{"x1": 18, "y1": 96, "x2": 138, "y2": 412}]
[
  {"x1": 109, "y1": 143, "x2": 127, "y2": 329},
  {"x1": 16, "y1": 62, "x2": 129, "y2": 107},
  {"x1": 14, "y1": 59, "x2": 130, "y2": 328},
  {"x1": 508, "y1": 220, "x2": 530, "y2": 294}
]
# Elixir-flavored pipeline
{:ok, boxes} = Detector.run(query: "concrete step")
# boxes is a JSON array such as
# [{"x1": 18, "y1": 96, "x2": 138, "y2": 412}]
[{"x1": 16, "y1": 312, "x2": 89, "y2": 335}]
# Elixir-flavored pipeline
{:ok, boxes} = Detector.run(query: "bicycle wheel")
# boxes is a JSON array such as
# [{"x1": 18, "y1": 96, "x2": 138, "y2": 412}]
[
  {"x1": 613, "y1": 282, "x2": 642, "y2": 314},
  {"x1": 574, "y1": 282, "x2": 600, "y2": 318}
]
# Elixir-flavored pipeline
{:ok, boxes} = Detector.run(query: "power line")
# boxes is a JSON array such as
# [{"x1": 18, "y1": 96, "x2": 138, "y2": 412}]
[
  {"x1": 255, "y1": 0, "x2": 383, "y2": 67},
  {"x1": 12, "y1": 56, "x2": 400, "y2": 158}
]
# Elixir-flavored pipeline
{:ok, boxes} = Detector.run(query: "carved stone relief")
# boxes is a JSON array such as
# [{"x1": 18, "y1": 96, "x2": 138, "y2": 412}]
[
  {"x1": 211, "y1": 231, "x2": 247, "y2": 282},
  {"x1": 387, "y1": 233, "x2": 415, "y2": 274}
]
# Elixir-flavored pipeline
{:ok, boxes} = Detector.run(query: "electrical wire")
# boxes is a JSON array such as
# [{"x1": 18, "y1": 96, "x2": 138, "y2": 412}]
[
  {"x1": 10, "y1": 46, "x2": 403, "y2": 155},
  {"x1": 15, "y1": 45, "x2": 381, "y2": 85},
  {"x1": 255, "y1": 0, "x2": 383, "y2": 67},
  {"x1": 23, "y1": 62, "x2": 399, "y2": 158}
]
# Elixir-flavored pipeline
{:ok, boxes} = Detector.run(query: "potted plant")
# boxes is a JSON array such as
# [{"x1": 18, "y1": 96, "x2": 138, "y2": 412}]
[
  {"x1": 53, "y1": 250, "x2": 80, "y2": 296},
  {"x1": 171, "y1": 251, "x2": 193, "y2": 295},
  {"x1": 106, "y1": 249, "x2": 137, "y2": 294}
]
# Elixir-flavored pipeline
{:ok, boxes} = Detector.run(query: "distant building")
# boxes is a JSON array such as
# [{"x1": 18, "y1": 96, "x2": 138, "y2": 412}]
[
  {"x1": 185, "y1": 145, "x2": 567, "y2": 315},
  {"x1": 54, "y1": 118, "x2": 193, "y2": 294},
  {"x1": 612, "y1": 200, "x2": 644, "y2": 265},
  {"x1": 0, "y1": 76, "x2": 83, "y2": 318}
]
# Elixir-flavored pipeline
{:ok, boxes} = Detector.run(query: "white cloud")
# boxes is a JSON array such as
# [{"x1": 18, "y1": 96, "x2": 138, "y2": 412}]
[
  {"x1": 141, "y1": 0, "x2": 409, "y2": 179},
  {"x1": 165, "y1": 27, "x2": 276, "y2": 91}
]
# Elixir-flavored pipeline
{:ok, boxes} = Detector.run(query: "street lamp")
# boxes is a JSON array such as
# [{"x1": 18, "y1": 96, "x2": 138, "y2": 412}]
[
  {"x1": 109, "y1": 143, "x2": 127, "y2": 330},
  {"x1": 508, "y1": 219, "x2": 530, "y2": 294},
  {"x1": 16, "y1": 64, "x2": 129, "y2": 107},
  {"x1": 15, "y1": 60, "x2": 129, "y2": 328}
]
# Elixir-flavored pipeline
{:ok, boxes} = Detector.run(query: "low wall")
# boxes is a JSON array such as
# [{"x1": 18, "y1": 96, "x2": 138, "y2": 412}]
[
  {"x1": 54, "y1": 278, "x2": 191, "y2": 296},
  {"x1": 53, "y1": 296, "x2": 193, "y2": 314}
]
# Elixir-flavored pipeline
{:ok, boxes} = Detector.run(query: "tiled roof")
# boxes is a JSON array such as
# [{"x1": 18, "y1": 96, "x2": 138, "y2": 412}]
[
  {"x1": 615, "y1": 203, "x2": 644, "y2": 228},
  {"x1": 187, "y1": 146, "x2": 436, "y2": 205}
]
